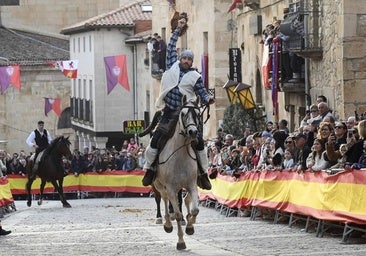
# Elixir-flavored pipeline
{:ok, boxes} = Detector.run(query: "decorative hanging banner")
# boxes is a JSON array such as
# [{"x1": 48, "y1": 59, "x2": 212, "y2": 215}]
[
  {"x1": 44, "y1": 98, "x2": 61, "y2": 117},
  {"x1": 49, "y1": 60, "x2": 78, "y2": 79},
  {"x1": 271, "y1": 38, "x2": 279, "y2": 117},
  {"x1": 228, "y1": 0, "x2": 241, "y2": 13},
  {"x1": 0, "y1": 65, "x2": 21, "y2": 94},
  {"x1": 104, "y1": 55, "x2": 130, "y2": 94},
  {"x1": 201, "y1": 54, "x2": 209, "y2": 88}
]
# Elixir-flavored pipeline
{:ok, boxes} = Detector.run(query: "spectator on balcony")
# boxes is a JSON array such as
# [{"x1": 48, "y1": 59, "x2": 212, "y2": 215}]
[
  {"x1": 0, "y1": 150, "x2": 7, "y2": 177},
  {"x1": 157, "y1": 36, "x2": 167, "y2": 72},
  {"x1": 275, "y1": 20, "x2": 293, "y2": 83}
]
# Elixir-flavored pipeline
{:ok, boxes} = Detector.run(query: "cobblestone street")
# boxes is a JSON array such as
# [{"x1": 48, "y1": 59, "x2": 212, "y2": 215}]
[{"x1": 1, "y1": 197, "x2": 366, "y2": 256}]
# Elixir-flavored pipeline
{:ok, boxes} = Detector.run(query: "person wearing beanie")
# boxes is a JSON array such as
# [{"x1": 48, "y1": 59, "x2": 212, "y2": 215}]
[{"x1": 142, "y1": 16, "x2": 215, "y2": 190}]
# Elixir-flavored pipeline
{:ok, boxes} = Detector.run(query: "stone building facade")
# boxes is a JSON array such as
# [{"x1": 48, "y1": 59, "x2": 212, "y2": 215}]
[
  {"x1": 0, "y1": 0, "x2": 150, "y2": 153},
  {"x1": 151, "y1": 0, "x2": 366, "y2": 133}
]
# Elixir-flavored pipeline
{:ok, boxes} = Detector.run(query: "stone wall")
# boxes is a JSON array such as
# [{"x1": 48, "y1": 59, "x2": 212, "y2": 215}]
[{"x1": 0, "y1": 66, "x2": 71, "y2": 154}]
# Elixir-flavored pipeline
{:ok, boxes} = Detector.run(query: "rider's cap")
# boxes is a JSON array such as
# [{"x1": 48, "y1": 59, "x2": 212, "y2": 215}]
[{"x1": 181, "y1": 50, "x2": 194, "y2": 60}]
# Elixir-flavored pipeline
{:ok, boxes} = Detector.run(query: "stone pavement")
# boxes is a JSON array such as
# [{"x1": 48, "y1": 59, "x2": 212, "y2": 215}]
[{"x1": 1, "y1": 197, "x2": 366, "y2": 256}]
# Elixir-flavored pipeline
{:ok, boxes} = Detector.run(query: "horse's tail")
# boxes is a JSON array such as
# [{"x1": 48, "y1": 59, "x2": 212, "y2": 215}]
[{"x1": 138, "y1": 110, "x2": 162, "y2": 137}]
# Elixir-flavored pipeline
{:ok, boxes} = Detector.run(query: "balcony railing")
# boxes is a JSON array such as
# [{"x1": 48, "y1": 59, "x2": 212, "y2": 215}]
[{"x1": 280, "y1": 0, "x2": 322, "y2": 59}]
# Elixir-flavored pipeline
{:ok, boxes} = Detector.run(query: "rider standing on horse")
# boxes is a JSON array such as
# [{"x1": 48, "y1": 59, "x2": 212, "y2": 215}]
[
  {"x1": 26, "y1": 120, "x2": 53, "y2": 170},
  {"x1": 142, "y1": 16, "x2": 214, "y2": 190}
]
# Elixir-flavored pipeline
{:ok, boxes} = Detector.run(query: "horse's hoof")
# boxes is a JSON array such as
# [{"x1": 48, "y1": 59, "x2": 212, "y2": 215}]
[
  {"x1": 156, "y1": 217, "x2": 163, "y2": 224},
  {"x1": 185, "y1": 226, "x2": 195, "y2": 235},
  {"x1": 27, "y1": 201, "x2": 31, "y2": 207},
  {"x1": 37, "y1": 200, "x2": 42, "y2": 206},
  {"x1": 176, "y1": 242, "x2": 186, "y2": 250},
  {"x1": 164, "y1": 225, "x2": 173, "y2": 233},
  {"x1": 63, "y1": 203, "x2": 72, "y2": 208},
  {"x1": 181, "y1": 219, "x2": 186, "y2": 226}
]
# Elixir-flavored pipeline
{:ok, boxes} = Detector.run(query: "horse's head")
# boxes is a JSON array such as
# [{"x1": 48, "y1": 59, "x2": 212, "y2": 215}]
[
  {"x1": 179, "y1": 95, "x2": 201, "y2": 140},
  {"x1": 55, "y1": 136, "x2": 72, "y2": 160}
]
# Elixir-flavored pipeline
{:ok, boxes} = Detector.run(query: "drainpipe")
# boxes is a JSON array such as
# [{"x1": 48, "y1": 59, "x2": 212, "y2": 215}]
[
  {"x1": 304, "y1": 0, "x2": 310, "y2": 108},
  {"x1": 132, "y1": 44, "x2": 138, "y2": 120}
]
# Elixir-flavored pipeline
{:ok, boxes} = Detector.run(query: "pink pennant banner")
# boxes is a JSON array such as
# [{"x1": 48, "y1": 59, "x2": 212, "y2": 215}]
[{"x1": 0, "y1": 65, "x2": 21, "y2": 94}]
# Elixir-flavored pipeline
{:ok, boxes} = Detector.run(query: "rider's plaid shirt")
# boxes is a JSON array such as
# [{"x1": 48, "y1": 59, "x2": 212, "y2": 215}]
[{"x1": 163, "y1": 28, "x2": 210, "y2": 111}]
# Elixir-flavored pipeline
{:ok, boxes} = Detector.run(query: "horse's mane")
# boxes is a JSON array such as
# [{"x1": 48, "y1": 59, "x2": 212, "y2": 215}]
[{"x1": 43, "y1": 136, "x2": 70, "y2": 155}]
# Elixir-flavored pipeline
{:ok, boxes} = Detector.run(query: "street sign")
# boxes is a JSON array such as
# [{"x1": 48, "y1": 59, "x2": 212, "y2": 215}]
[{"x1": 123, "y1": 120, "x2": 145, "y2": 134}]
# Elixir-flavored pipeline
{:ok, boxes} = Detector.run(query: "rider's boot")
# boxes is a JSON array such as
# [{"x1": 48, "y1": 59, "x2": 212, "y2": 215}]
[
  {"x1": 196, "y1": 149, "x2": 212, "y2": 190},
  {"x1": 0, "y1": 227, "x2": 11, "y2": 236},
  {"x1": 142, "y1": 146, "x2": 159, "y2": 186}
]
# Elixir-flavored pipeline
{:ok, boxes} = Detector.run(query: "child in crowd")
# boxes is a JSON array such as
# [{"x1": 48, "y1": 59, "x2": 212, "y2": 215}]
[
  {"x1": 329, "y1": 144, "x2": 348, "y2": 169},
  {"x1": 282, "y1": 149, "x2": 295, "y2": 170}
]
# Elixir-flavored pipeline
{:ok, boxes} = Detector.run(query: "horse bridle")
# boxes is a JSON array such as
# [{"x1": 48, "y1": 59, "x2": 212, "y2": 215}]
[
  {"x1": 179, "y1": 103, "x2": 202, "y2": 137},
  {"x1": 159, "y1": 102, "x2": 201, "y2": 165}
]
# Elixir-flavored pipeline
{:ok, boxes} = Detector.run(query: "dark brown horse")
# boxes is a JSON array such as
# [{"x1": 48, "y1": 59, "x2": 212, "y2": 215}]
[{"x1": 26, "y1": 136, "x2": 72, "y2": 208}]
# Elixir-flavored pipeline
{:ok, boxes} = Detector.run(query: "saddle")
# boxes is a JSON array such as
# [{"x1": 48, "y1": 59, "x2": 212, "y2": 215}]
[{"x1": 155, "y1": 110, "x2": 180, "y2": 151}]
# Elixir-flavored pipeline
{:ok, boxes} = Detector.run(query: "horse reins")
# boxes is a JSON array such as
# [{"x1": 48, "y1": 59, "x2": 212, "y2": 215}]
[{"x1": 158, "y1": 103, "x2": 201, "y2": 165}]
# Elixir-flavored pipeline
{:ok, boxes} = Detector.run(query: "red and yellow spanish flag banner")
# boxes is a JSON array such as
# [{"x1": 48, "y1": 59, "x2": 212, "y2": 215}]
[
  {"x1": 199, "y1": 170, "x2": 366, "y2": 224},
  {"x1": 8, "y1": 171, "x2": 150, "y2": 194},
  {"x1": 78, "y1": 170, "x2": 151, "y2": 194},
  {"x1": 7, "y1": 174, "x2": 80, "y2": 194},
  {"x1": 0, "y1": 177, "x2": 14, "y2": 207}
]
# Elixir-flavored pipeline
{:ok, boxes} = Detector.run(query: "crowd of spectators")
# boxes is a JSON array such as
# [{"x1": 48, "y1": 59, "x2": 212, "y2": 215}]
[
  {"x1": 207, "y1": 95, "x2": 366, "y2": 182},
  {"x1": 2, "y1": 96, "x2": 366, "y2": 182},
  {"x1": 0, "y1": 137, "x2": 146, "y2": 178}
]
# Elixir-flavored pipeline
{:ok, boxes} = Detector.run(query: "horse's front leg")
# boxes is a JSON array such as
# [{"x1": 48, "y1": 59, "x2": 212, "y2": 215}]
[
  {"x1": 167, "y1": 189, "x2": 186, "y2": 250},
  {"x1": 185, "y1": 186, "x2": 199, "y2": 236},
  {"x1": 38, "y1": 179, "x2": 46, "y2": 205},
  {"x1": 51, "y1": 179, "x2": 71, "y2": 208},
  {"x1": 162, "y1": 196, "x2": 173, "y2": 233},
  {"x1": 26, "y1": 175, "x2": 35, "y2": 207}
]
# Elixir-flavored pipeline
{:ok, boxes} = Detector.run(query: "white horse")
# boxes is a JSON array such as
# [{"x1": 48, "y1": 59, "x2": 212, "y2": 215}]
[{"x1": 153, "y1": 95, "x2": 201, "y2": 250}]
